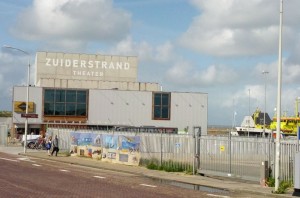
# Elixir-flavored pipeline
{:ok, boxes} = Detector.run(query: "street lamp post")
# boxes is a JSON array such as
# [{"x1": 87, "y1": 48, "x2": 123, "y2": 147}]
[
  {"x1": 3, "y1": 45, "x2": 30, "y2": 154},
  {"x1": 275, "y1": 0, "x2": 283, "y2": 192},
  {"x1": 262, "y1": 70, "x2": 269, "y2": 138}
]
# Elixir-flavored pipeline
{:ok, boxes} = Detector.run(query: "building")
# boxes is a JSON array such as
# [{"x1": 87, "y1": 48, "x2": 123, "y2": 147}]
[{"x1": 12, "y1": 51, "x2": 207, "y2": 136}]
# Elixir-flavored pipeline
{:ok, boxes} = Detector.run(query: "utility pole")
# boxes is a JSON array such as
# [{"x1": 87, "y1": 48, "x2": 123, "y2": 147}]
[{"x1": 275, "y1": 0, "x2": 283, "y2": 192}]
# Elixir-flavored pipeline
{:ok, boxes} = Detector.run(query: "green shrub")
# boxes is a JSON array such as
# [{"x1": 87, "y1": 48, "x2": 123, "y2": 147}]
[
  {"x1": 266, "y1": 177, "x2": 275, "y2": 187},
  {"x1": 272, "y1": 180, "x2": 293, "y2": 194},
  {"x1": 147, "y1": 162, "x2": 159, "y2": 170},
  {"x1": 140, "y1": 158, "x2": 192, "y2": 173}
]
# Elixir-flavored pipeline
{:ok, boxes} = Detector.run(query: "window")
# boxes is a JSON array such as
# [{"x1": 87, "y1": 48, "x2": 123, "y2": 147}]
[
  {"x1": 153, "y1": 92, "x2": 171, "y2": 120},
  {"x1": 44, "y1": 89, "x2": 88, "y2": 116}
]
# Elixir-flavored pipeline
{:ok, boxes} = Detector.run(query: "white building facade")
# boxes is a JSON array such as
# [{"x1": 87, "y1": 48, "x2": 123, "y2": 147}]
[{"x1": 12, "y1": 52, "x2": 207, "y2": 135}]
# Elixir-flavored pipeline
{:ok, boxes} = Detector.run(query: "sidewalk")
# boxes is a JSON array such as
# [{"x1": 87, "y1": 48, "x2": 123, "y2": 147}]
[{"x1": 1, "y1": 146, "x2": 295, "y2": 197}]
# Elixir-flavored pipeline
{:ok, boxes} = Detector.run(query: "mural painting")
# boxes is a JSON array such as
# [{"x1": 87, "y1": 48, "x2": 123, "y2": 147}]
[
  {"x1": 70, "y1": 132, "x2": 80, "y2": 156},
  {"x1": 70, "y1": 132, "x2": 102, "y2": 158},
  {"x1": 118, "y1": 135, "x2": 141, "y2": 165},
  {"x1": 69, "y1": 132, "x2": 141, "y2": 166},
  {"x1": 102, "y1": 134, "x2": 118, "y2": 163},
  {"x1": 91, "y1": 133, "x2": 102, "y2": 160}
]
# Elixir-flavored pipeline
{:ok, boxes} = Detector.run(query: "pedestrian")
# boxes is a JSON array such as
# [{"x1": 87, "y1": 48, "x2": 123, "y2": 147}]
[
  {"x1": 51, "y1": 135, "x2": 59, "y2": 156},
  {"x1": 46, "y1": 136, "x2": 52, "y2": 156}
]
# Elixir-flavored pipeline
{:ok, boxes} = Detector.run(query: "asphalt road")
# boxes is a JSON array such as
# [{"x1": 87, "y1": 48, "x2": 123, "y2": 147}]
[{"x1": 0, "y1": 152, "x2": 234, "y2": 198}]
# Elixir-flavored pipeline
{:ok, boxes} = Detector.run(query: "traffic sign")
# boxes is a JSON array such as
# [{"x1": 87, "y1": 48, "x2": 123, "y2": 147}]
[
  {"x1": 21, "y1": 113, "x2": 38, "y2": 118},
  {"x1": 14, "y1": 101, "x2": 34, "y2": 113}
]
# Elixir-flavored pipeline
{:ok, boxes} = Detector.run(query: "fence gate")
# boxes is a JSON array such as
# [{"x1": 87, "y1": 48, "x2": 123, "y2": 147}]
[{"x1": 196, "y1": 136, "x2": 274, "y2": 182}]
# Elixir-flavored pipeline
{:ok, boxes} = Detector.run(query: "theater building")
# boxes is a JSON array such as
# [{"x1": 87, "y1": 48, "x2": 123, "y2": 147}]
[{"x1": 12, "y1": 52, "x2": 207, "y2": 136}]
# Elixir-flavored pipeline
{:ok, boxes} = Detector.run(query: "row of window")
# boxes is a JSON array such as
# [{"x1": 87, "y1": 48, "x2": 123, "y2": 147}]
[
  {"x1": 43, "y1": 89, "x2": 170, "y2": 120},
  {"x1": 44, "y1": 89, "x2": 87, "y2": 116}
]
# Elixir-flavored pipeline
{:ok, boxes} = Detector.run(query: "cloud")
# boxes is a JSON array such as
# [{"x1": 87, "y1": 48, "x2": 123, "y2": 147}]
[
  {"x1": 180, "y1": 0, "x2": 300, "y2": 57},
  {"x1": 165, "y1": 63, "x2": 239, "y2": 88},
  {"x1": 109, "y1": 36, "x2": 174, "y2": 63},
  {"x1": 0, "y1": 52, "x2": 28, "y2": 110},
  {"x1": 287, "y1": 37, "x2": 300, "y2": 64},
  {"x1": 11, "y1": 0, "x2": 131, "y2": 49},
  {"x1": 154, "y1": 42, "x2": 174, "y2": 62},
  {"x1": 253, "y1": 59, "x2": 300, "y2": 84},
  {"x1": 284, "y1": 64, "x2": 300, "y2": 84}
]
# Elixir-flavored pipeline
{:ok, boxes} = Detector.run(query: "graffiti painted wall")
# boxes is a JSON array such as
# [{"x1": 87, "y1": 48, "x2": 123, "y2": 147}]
[{"x1": 70, "y1": 132, "x2": 140, "y2": 166}]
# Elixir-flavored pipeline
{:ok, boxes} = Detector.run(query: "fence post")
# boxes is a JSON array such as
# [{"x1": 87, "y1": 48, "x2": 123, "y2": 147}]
[
  {"x1": 160, "y1": 131, "x2": 162, "y2": 167},
  {"x1": 193, "y1": 133, "x2": 196, "y2": 175},
  {"x1": 193, "y1": 126, "x2": 201, "y2": 175},
  {"x1": 228, "y1": 130, "x2": 232, "y2": 176}
]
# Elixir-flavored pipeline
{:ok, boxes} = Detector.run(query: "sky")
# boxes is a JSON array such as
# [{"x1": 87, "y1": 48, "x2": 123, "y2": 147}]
[{"x1": 1, "y1": 0, "x2": 300, "y2": 126}]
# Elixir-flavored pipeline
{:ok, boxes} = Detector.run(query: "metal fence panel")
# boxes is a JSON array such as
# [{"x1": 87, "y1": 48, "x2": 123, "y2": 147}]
[{"x1": 46, "y1": 127, "x2": 298, "y2": 182}]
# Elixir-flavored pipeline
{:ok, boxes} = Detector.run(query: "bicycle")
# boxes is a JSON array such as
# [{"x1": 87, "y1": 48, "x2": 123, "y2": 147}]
[{"x1": 32, "y1": 138, "x2": 46, "y2": 150}]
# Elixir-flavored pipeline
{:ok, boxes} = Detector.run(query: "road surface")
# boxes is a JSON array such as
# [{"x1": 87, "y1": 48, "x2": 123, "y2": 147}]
[{"x1": 0, "y1": 152, "x2": 234, "y2": 198}]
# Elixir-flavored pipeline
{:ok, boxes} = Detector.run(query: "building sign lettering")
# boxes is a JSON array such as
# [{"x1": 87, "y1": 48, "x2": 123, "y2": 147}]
[
  {"x1": 72, "y1": 71, "x2": 103, "y2": 77},
  {"x1": 45, "y1": 58, "x2": 130, "y2": 70},
  {"x1": 36, "y1": 52, "x2": 138, "y2": 83}
]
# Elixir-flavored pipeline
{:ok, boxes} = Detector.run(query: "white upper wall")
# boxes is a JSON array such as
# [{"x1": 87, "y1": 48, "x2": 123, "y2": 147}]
[{"x1": 88, "y1": 89, "x2": 207, "y2": 134}]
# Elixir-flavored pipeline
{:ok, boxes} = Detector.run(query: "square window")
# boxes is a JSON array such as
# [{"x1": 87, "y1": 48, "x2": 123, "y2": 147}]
[
  {"x1": 55, "y1": 90, "x2": 66, "y2": 102},
  {"x1": 66, "y1": 90, "x2": 76, "y2": 102},
  {"x1": 44, "y1": 103, "x2": 54, "y2": 115},
  {"x1": 77, "y1": 91, "x2": 86, "y2": 103},
  {"x1": 44, "y1": 90, "x2": 54, "y2": 103},
  {"x1": 55, "y1": 103, "x2": 65, "y2": 115},
  {"x1": 66, "y1": 103, "x2": 76, "y2": 115},
  {"x1": 152, "y1": 92, "x2": 170, "y2": 120},
  {"x1": 77, "y1": 104, "x2": 87, "y2": 116}
]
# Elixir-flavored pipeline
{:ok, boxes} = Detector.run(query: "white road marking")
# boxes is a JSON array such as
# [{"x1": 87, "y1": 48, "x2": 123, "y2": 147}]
[
  {"x1": 32, "y1": 164, "x2": 41, "y2": 167},
  {"x1": 93, "y1": 176, "x2": 106, "y2": 179},
  {"x1": 17, "y1": 157, "x2": 28, "y2": 160},
  {"x1": 207, "y1": 194, "x2": 230, "y2": 198},
  {"x1": 0, "y1": 157, "x2": 19, "y2": 162},
  {"x1": 60, "y1": 169, "x2": 70, "y2": 172},
  {"x1": 140, "y1": 184, "x2": 157, "y2": 188},
  {"x1": 17, "y1": 157, "x2": 36, "y2": 162}
]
